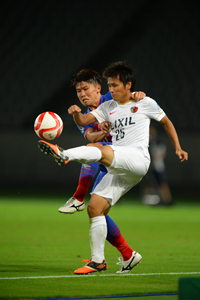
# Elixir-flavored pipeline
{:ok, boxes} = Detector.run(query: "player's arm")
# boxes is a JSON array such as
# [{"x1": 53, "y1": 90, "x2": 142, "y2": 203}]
[
  {"x1": 85, "y1": 128, "x2": 107, "y2": 143},
  {"x1": 160, "y1": 115, "x2": 188, "y2": 162},
  {"x1": 68, "y1": 105, "x2": 97, "y2": 126},
  {"x1": 85, "y1": 121, "x2": 110, "y2": 142}
]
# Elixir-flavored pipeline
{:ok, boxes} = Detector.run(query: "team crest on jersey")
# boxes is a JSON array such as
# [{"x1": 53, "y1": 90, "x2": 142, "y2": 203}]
[{"x1": 131, "y1": 106, "x2": 138, "y2": 113}]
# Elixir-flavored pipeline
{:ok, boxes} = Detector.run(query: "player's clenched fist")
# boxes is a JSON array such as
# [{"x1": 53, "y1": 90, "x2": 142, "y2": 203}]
[
  {"x1": 176, "y1": 149, "x2": 188, "y2": 162},
  {"x1": 99, "y1": 122, "x2": 111, "y2": 134},
  {"x1": 68, "y1": 105, "x2": 82, "y2": 115}
]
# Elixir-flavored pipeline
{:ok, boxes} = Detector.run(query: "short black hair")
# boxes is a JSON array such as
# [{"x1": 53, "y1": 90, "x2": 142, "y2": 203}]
[
  {"x1": 71, "y1": 69, "x2": 102, "y2": 87},
  {"x1": 103, "y1": 61, "x2": 136, "y2": 92}
]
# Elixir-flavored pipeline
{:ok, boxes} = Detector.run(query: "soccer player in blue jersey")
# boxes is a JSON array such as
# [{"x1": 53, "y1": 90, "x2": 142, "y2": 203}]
[{"x1": 58, "y1": 70, "x2": 112, "y2": 214}]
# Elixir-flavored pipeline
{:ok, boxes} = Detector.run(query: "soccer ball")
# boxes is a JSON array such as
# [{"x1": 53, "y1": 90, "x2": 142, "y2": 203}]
[{"x1": 34, "y1": 112, "x2": 63, "y2": 140}]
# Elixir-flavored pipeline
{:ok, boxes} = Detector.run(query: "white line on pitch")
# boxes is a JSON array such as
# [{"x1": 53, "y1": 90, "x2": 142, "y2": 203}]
[{"x1": 0, "y1": 272, "x2": 200, "y2": 280}]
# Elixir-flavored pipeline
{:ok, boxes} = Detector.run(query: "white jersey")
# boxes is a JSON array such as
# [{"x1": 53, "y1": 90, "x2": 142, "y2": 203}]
[{"x1": 90, "y1": 96, "x2": 165, "y2": 156}]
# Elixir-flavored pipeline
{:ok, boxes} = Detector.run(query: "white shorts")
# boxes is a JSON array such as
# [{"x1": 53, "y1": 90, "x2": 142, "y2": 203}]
[{"x1": 91, "y1": 145, "x2": 150, "y2": 206}]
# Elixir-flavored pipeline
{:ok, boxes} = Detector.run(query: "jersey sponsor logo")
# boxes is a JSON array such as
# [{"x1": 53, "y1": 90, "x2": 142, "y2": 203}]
[
  {"x1": 109, "y1": 111, "x2": 116, "y2": 115},
  {"x1": 131, "y1": 106, "x2": 138, "y2": 113},
  {"x1": 82, "y1": 164, "x2": 93, "y2": 170},
  {"x1": 110, "y1": 117, "x2": 135, "y2": 131}
]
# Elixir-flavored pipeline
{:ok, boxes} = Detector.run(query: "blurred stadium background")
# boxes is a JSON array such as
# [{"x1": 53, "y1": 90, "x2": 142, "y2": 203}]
[{"x1": 1, "y1": 0, "x2": 199, "y2": 197}]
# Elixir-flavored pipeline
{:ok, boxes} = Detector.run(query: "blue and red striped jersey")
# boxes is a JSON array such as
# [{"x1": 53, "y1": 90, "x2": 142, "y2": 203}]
[{"x1": 77, "y1": 91, "x2": 112, "y2": 143}]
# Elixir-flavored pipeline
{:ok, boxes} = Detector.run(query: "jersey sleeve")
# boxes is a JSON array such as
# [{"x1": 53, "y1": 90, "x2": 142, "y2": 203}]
[
  {"x1": 77, "y1": 124, "x2": 89, "y2": 137},
  {"x1": 77, "y1": 122, "x2": 100, "y2": 139},
  {"x1": 76, "y1": 107, "x2": 97, "y2": 138},
  {"x1": 90, "y1": 102, "x2": 108, "y2": 123},
  {"x1": 146, "y1": 97, "x2": 166, "y2": 121}
]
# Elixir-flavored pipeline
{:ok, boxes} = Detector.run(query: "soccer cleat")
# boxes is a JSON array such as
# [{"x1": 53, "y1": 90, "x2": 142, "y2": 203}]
[
  {"x1": 58, "y1": 197, "x2": 85, "y2": 214},
  {"x1": 74, "y1": 259, "x2": 108, "y2": 275},
  {"x1": 116, "y1": 251, "x2": 142, "y2": 274},
  {"x1": 38, "y1": 140, "x2": 69, "y2": 166}
]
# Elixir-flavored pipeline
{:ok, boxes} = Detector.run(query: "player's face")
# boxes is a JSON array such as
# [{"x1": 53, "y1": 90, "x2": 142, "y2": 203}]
[
  {"x1": 75, "y1": 81, "x2": 101, "y2": 109},
  {"x1": 107, "y1": 77, "x2": 131, "y2": 103}
]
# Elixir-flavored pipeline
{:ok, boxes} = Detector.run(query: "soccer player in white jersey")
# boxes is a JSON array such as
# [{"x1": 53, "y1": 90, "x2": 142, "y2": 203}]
[
  {"x1": 38, "y1": 61, "x2": 188, "y2": 274},
  {"x1": 58, "y1": 69, "x2": 145, "y2": 213}
]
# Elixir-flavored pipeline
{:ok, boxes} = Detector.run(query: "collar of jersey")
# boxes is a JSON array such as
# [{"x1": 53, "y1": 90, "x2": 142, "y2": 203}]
[{"x1": 118, "y1": 100, "x2": 133, "y2": 106}]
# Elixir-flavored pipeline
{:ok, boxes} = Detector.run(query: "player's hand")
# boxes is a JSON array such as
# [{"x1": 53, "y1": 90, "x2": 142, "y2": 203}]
[
  {"x1": 68, "y1": 105, "x2": 82, "y2": 115},
  {"x1": 99, "y1": 122, "x2": 110, "y2": 134},
  {"x1": 132, "y1": 91, "x2": 146, "y2": 102},
  {"x1": 176, "y1": 149, "x2": 188, "y2": 162}
]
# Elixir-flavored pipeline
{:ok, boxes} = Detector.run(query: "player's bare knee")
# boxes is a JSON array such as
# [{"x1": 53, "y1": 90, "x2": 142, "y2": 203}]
[
  {"x1": 87, "y1": 204, "x2": 100, "y2": 218},
  {"x1": 99, "y1": 145, "x2": 114, "y2": 167}
]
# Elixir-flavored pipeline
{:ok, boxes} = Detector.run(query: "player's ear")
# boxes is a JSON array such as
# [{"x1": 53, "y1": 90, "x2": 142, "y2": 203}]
[
  {"x1": 97, "y1": 84, "x2": 101, "y2": 93},
  {"x1": 126, "y1": 81, "x2": 132, "y2": 90}
]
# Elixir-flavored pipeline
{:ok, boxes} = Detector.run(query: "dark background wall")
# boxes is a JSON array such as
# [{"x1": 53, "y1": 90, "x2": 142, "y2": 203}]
[{"x1": 1, "y1": 0, "x2": 199, "y2": 197}]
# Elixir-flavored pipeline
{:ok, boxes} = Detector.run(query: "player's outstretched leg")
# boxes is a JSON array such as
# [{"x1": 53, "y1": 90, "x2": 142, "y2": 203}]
[
  {"x1": 116, "y1": 251, "x2": 142, "y2": 273},
  {"x1": 38, "y1": 140, "x2": 69, "y2": 165},
  {"x1": 38, "y1": 142, "x2": 102, "y2": 166}
]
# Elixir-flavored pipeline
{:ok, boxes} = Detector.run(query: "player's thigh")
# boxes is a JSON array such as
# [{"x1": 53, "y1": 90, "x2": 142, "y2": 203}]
[
  {"x1": 109, "y1": 146, "x2": 150, "y2": 177},
  {"x1": 91, "y1": 172, "x2": 137, "y2": 206},
  {"x1": 87, "y1": 142, "x2": 102, "y2": 147},
  {"x1": 87, "y1": 143, "x2": 114, "y2": 167}
]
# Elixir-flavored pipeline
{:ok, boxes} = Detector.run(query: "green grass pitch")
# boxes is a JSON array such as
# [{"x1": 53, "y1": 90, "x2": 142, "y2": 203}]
[{"x1": 0, "y1": 194, "x2": 199, "y2": 299}]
